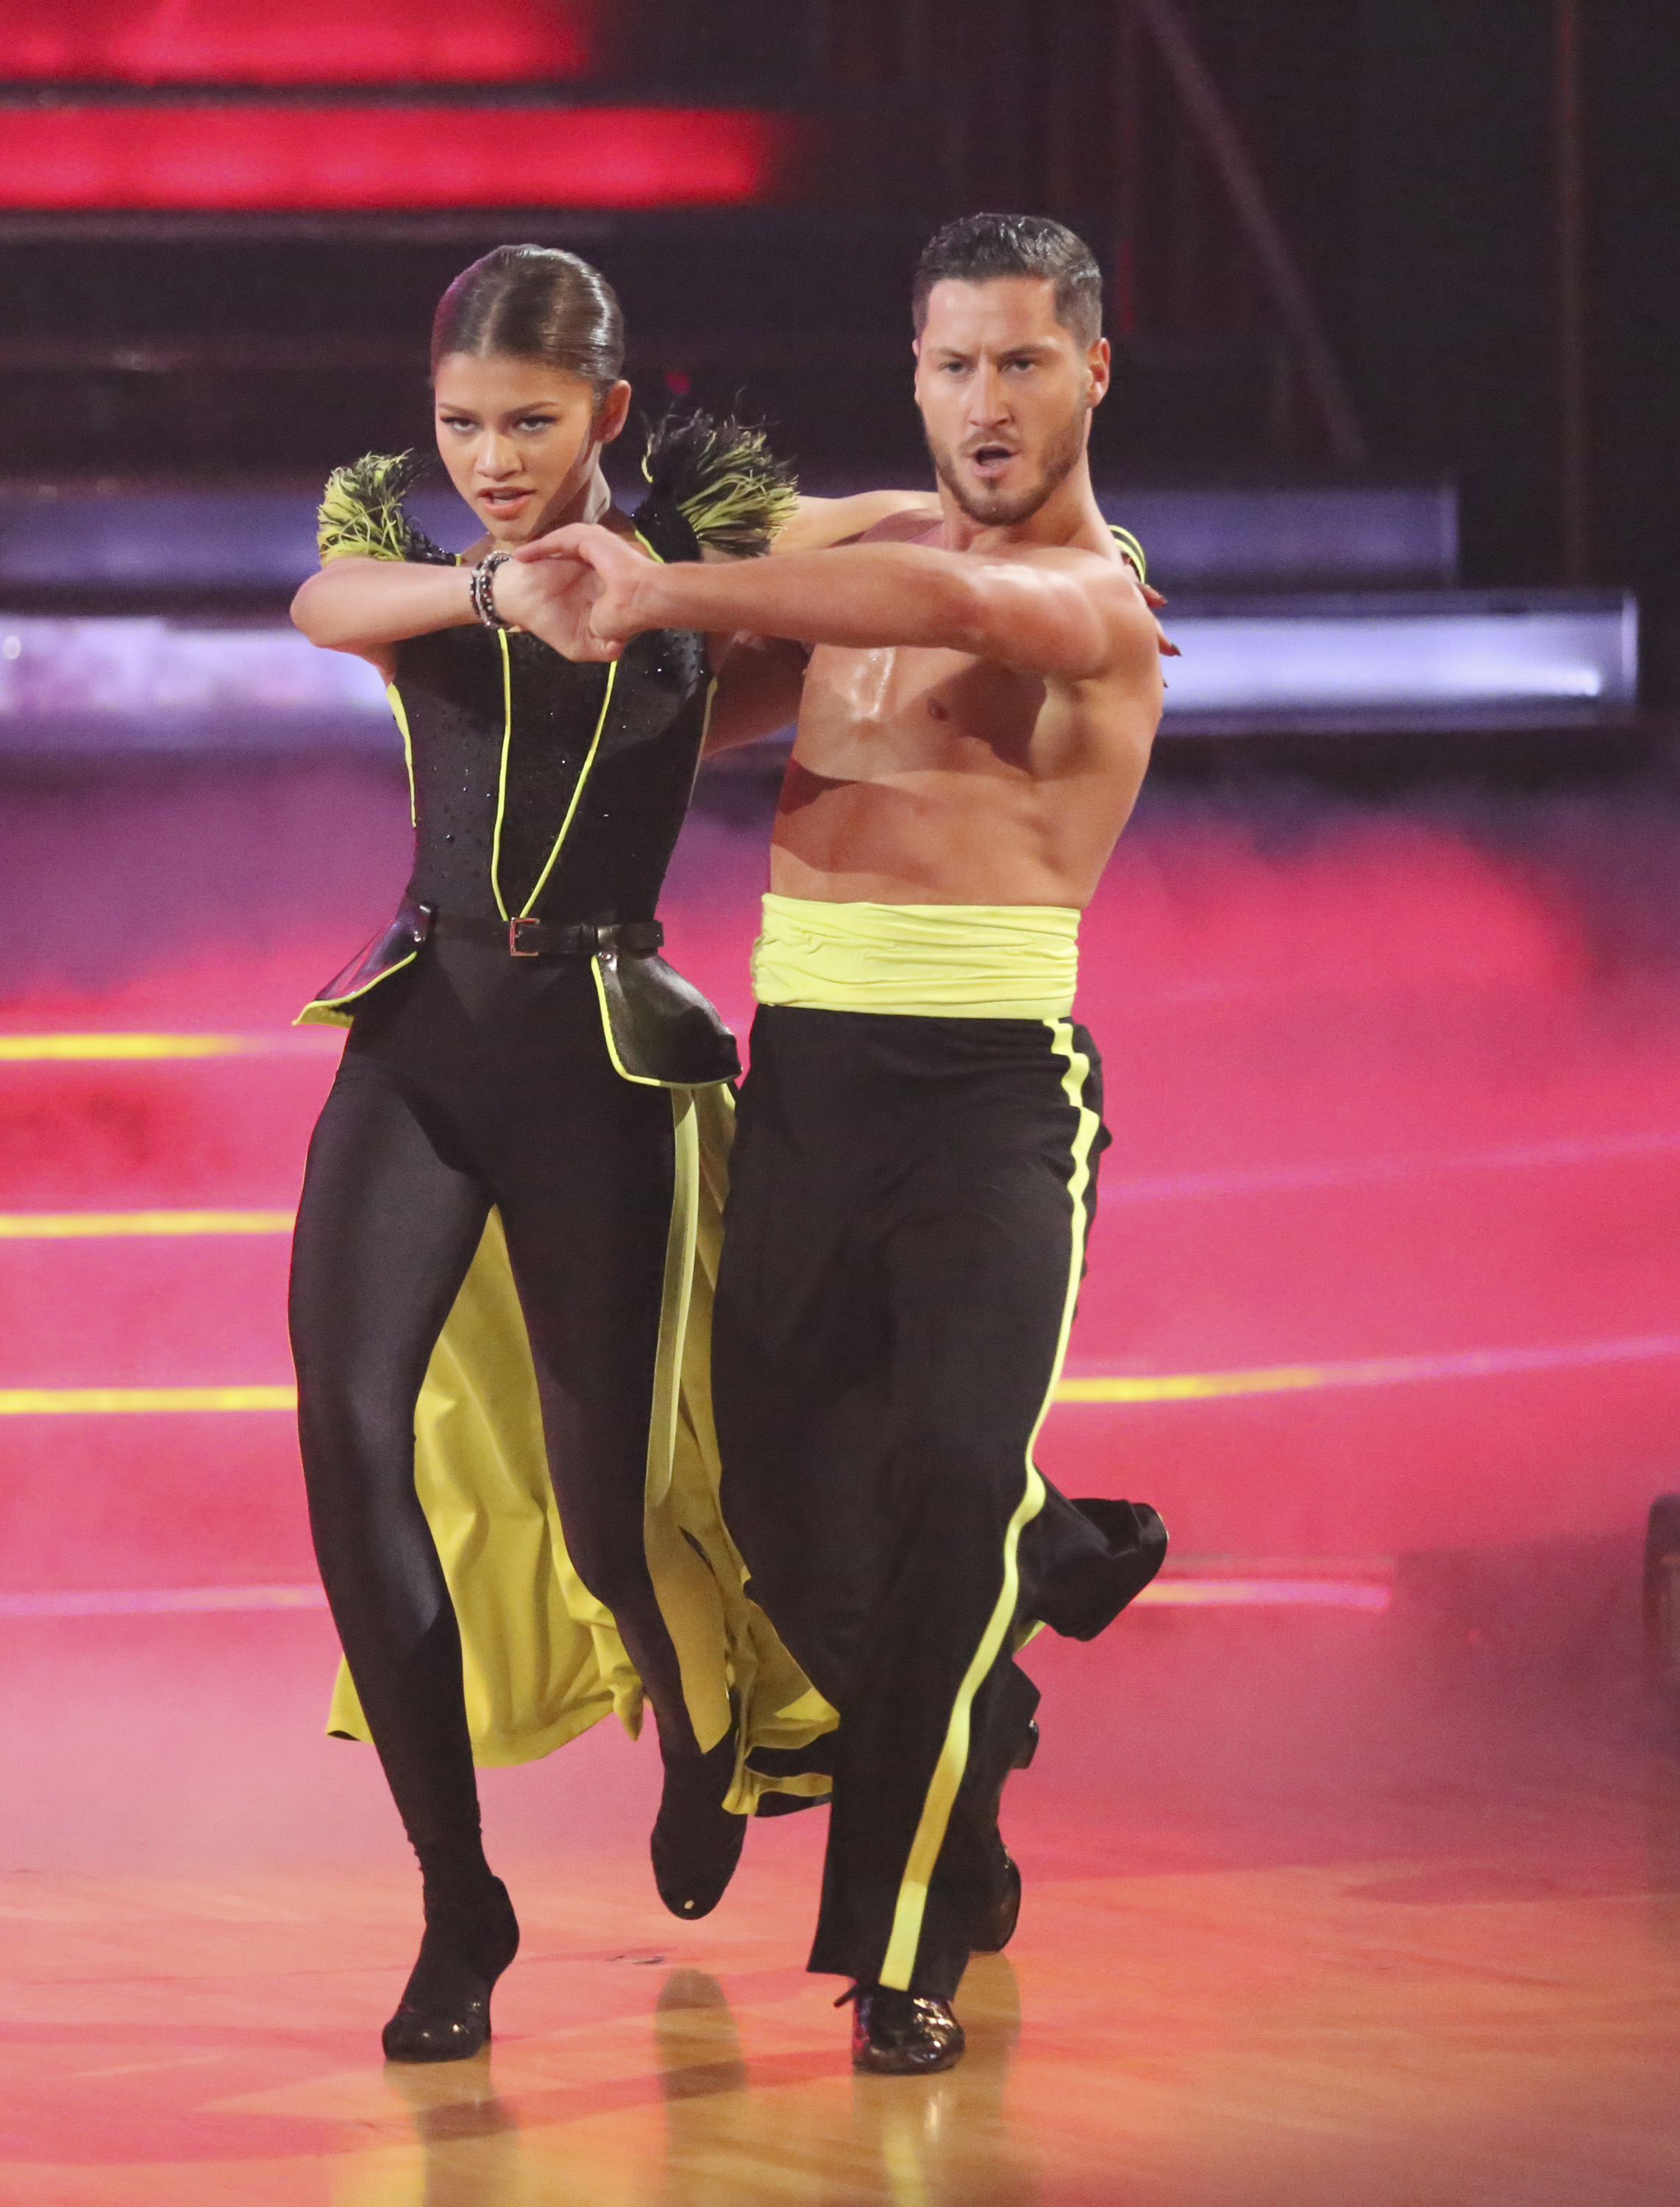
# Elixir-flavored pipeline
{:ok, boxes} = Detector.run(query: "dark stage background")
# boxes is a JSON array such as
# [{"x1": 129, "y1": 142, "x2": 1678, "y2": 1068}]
[
  {"x1": 2, "y1": 0, "x2": 1676, "y2": 1632},
  {"x1": 2, "y1": 8, "x2": 1680, "y2": 2197}
]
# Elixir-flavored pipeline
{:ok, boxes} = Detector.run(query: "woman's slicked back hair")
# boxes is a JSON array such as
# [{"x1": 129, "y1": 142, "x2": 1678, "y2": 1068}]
[{"x1": 430, "y1": 244, "x2": 624, "y2": 396}]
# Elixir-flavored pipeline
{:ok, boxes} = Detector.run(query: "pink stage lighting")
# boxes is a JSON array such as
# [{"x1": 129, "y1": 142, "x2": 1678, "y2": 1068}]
[
  {"x1": 0, "y1": 0, "x2": 601, "y2": 84},
  {"x1": 0, "y1": 104, "x2": 811, "y2": 213}
]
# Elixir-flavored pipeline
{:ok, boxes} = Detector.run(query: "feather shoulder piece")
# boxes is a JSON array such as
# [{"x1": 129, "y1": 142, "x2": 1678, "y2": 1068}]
[
  {"x1": 636, "y1": 411, "x2": 800, "y2": 563},
  {"x1": 316, "y1": 451, "x2": 452, "y2": 566}
]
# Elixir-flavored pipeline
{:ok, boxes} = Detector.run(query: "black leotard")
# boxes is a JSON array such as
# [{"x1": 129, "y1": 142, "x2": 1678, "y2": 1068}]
[{"x1": 288, "y1": 435, "x2": 773, "y2": 1878}]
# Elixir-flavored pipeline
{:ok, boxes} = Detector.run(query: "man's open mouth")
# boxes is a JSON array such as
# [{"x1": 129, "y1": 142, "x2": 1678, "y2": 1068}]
[{"x1": 968, "y1": 445, "x2": 1018, "y2": 477}]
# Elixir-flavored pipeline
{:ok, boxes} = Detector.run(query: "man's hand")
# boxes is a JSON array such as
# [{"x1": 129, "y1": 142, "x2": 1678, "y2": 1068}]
[{"x1": 509, "y1": 523, "x2": 652, "y2": 662}]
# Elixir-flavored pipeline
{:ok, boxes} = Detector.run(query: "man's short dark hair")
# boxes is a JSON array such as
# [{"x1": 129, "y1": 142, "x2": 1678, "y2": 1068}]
[{"x1": 911, "y1": 213, "x2": 1103, "y2": 347}]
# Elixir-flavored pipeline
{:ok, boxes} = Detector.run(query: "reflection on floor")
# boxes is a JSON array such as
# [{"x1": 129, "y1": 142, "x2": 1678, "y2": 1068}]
[{"x1": 3, "y1": 1604, "x2": 1680, "y2": 2205}]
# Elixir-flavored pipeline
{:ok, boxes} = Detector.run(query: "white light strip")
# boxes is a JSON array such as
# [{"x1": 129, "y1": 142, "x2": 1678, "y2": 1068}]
[
  {"x1": 1160, "y1": 600, "x2": 1637, "y2": 717},
  {"x1": 0, "y1": 597, "x2": 1640, "y2": 739}
]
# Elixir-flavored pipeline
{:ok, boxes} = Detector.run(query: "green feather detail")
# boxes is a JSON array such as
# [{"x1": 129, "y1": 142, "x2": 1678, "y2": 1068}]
[
  {"x1": 1108, "y1": 524, "x2": 1147, "y2": 584},
  {"x1": 639, "y1": 412, "x2": 800, "y2": 561},
  {"x1": 316, "y1": 452, "x2": 448, "y2": 566}
]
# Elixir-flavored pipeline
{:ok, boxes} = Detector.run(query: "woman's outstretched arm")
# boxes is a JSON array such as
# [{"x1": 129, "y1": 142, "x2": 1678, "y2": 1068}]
[
  {"x1": 290, "y1": 555, "x2": 572, "y2": 678},
  {"x1": 289, "y1": 558, "x2": 476, "y2": 676}
]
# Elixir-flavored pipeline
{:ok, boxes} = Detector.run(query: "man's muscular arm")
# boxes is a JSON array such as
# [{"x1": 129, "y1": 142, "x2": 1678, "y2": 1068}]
[
  {"x1": 517, "y1": 525, "x2": 1157, "y2": 684},
  {"x1": 700, "y1": 493, "x2": 939, "y2": 755}
]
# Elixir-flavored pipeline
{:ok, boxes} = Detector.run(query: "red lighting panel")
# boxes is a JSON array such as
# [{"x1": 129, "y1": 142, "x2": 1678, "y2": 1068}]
[
  {"x1": 0, "y1": 1, "x2": 600, "y2": 84},
  {"x1": 0, "y1": 104, "x2": 811, "y2": 212}
]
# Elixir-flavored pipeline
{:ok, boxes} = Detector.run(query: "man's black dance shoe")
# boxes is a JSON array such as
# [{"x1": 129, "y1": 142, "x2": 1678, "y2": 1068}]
[
  {"x1": 651, "y1": 1741, "x2": 748, "y2": 1920},
  {"x1": 382, "y1": 1877, "x2": 520, "y2": 2063},
  {"x1": 841, "y1": 1984, "x2": 967, "y2": 2075}
]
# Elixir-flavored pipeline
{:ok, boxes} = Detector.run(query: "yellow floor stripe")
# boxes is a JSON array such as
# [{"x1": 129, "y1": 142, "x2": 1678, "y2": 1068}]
[
  {"x1": 4, "y1": 1346, "x2": 1666, "y2": 1412},
  {"x1": 0, "y1": 1033, "x2": 332, "y2": 1062},
  {"x1": 0, "y1": 1211, "x2": 294, "y2": 1238},
  {"x1": 0, "y1": 1386, "x2": 296, "y2": 1414},
  {"x1": 1055, "y1": 1334, "x2": 1680, "y2": 1404},
  {"x1": 1058, "y1": 1362, "x2": 1331, "y2": 1404}
]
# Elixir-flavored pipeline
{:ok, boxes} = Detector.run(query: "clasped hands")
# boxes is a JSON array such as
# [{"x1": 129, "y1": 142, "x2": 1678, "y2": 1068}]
[
  {"x1": 494, "y1": 520, "x2": 1180, "y2": 666},
  {"x1": 491, "y1": 524, "x2": 644, "y2": 664}
]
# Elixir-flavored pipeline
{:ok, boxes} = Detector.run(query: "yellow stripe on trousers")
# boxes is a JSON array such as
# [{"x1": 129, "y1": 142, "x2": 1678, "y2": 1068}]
[{"x1": 878, "y1": 1019, "x2": 1100, "y2": 1990}]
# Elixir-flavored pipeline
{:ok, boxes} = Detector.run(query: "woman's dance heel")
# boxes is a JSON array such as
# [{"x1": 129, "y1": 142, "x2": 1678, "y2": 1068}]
[
  {"x1": 382, "y1": 1876, "x2": 520, "y2": 2064},
  {"x1": 651, "y1": 1731, "x2": 748, "y2": 1921}
]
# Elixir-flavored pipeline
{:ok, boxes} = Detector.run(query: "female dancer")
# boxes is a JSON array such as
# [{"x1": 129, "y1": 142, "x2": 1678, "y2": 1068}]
[{"x1": 289, "y1": 245, "x2": 850, "y2": 2062}]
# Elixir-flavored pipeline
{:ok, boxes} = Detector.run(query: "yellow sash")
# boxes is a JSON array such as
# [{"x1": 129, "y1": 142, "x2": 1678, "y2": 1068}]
[{"x1": 752, "y1": 893, "x2": 1080, "y2": 1021}]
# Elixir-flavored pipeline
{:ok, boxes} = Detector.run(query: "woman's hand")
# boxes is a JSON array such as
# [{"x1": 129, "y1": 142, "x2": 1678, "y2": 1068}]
[
  {"x1": 488, "y1": 548, "x2": 613, "y2": 662},
  {"x1": 510, "y1": 523, "x2": 652, "y2": 661}
]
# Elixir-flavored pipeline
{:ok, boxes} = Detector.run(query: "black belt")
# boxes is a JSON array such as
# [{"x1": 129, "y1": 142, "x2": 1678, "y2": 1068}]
[{"x1": 430, "y1": 911, "x2": 665, "y2": 960}]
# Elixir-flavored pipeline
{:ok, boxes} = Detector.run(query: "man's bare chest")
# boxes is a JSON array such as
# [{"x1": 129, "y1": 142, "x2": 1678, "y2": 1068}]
[{"x1": 797, "y1": 643, "x2": 1046, "y2": 778}]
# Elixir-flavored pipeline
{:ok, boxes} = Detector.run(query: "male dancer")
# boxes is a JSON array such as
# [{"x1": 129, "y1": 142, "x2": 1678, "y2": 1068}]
[{"x1": 518, "y1": 213, "x2": 1169, "y2": 2072}]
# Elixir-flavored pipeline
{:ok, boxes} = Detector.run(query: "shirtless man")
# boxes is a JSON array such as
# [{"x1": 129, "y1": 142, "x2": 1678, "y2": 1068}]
[{"x1": 517, "y1": 213, "x2": 1170, "y2": 2073}]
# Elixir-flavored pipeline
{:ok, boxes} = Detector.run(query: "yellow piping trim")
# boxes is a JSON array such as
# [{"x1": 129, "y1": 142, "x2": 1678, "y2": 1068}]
[
  {"x1": 878, "y1": 1018, "x2": 1099, "y2": 1991},
  {"x1": 588, "y1": 958, "x2": 664, "y2": 1089},
  {"x1": 488, "y1": 529, "x2": 644, "y2": 924},
  {"x1": 488, "y1": 627, "x2": 516, "y2": 922},
  {"x1": 0, "y1": 1386, "x2": 296, "y2": 1415},
  {"x1": 386, "y1": 681, "x2": 416, "y2": 827},
  {"x1": 519, "y1": 658, "x2": 618, "y2": 919},
  {"x1": 506, "y1": 519, "x2": 663, "y2": 918},
  {"x1": 644, "y1": 1092, "x2": 698, "y2": 1517},
  {"x1": 0, "y1": 1210, "x2": 292, "y2": 1238},
  {"x1": 694, "y1": 672, "x2": 719, "y2": 775},
  {"x1": 294, "y1": 945, "x2": 420, "y2": 1026}
]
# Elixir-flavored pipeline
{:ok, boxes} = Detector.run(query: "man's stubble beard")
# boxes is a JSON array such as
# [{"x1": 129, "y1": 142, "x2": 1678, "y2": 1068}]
[{"x1": 927, "y1": 398, "x2": 1089, "y2": 527}]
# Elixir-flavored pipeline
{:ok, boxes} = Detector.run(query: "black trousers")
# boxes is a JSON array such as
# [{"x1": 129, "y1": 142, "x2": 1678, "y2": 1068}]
[
  {"x1": 288, "y1": 940, "x2": 703, "y2": 1865},
  {"x1": 713, "y1": 1005, "x2": 1114, "y2": 1999}
]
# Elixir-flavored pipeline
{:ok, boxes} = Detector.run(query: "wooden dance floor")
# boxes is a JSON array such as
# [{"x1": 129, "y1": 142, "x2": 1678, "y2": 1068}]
[
  {"x1": 4, "y1": 761, "x2": 1679, "y2": 2200},
  {"x1": 3, "y1": 1607, "x2": 1679, "y2": 2206}
]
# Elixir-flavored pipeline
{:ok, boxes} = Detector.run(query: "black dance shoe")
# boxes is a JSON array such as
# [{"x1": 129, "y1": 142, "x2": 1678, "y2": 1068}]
[
  {"x1": 650, "y1": 1749, "x2": 748, "y2": 1921},
  {"x1": 841, "y1": 1984, "x2": 967, "y2": 2075},
  {"x1": 382, "y1": 1878, "x2": 520, "y2": 2064},
  {"x1": 969, "y1": 1709, "x2": 1038, "y2": 1954},
  {"x1": 970, "y1": 1845, "x2": 1022, "y2": 1955}
]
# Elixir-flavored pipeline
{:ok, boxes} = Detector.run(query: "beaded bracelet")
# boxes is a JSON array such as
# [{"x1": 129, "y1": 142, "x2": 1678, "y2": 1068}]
[{"x1": 469, "y1": 550, "x2": 513, "y2": 630}]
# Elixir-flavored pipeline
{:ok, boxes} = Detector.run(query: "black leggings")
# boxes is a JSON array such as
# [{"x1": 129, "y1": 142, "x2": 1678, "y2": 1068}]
[{"x1": 288, "y1": 940, "x2": 697, "y2": 1862}]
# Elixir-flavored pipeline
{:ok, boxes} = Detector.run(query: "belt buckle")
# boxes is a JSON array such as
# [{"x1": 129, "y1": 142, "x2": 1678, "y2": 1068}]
[{"x1": 508, "y1": 915, "x2": 541, "y2": 958}]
